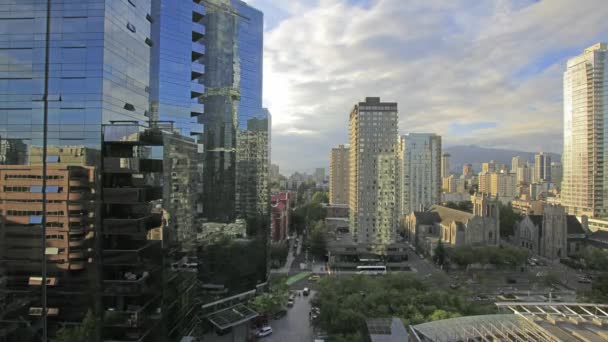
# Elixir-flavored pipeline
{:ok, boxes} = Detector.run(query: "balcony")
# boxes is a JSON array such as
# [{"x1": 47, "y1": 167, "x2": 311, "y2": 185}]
[
  {"x1": 102, "y1": 241, "x2": 161, "y2": 265},
  {"x1": 103, "y1": 271, "x2": 154, "y2": 295},
  {"x1": 191, "y1": 81, "x2": 204, "y2": 97},
  {"x1": 192, "y1": 61, "x2": 205, "y2": 77},
  {"x1": 192, "y1": 22, "x2": 205, "y2": 40},
  {"x1": 103, "y1": 187, "x2": 163, "y2": 204},
  {"x1": 190, "y1": 123, "x2": 204, "y2": 136},
  {"x1": 103, "y1": 125, "x2": 164, "y2": 146},
  {"x1": 103, "y1": 157, "x2": 163, "y2": 174},
  {"x1": 193, "y1": 2, "x2": 206, "y2": 17},
  {"x1": 103, "y1": 214, "x2": 162, "y2": 236},
  {"x1": 191, "y1": 102, "x2": 204, "y2": 117},
  {"x1": 192, "y1": 42, "x2": 205, "y2": 56}
]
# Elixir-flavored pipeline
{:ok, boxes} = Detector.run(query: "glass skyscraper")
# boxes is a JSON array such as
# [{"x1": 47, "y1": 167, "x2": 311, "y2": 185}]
[
  {"x1": 201, "y1": 0, "x2": 269, "y2": 223},
  {"x1": 0, "y1": 0, "x2": 154, "y2": 340},
  {"x1": 0, "y1": 0, "x2": 269, "y2": 340}
]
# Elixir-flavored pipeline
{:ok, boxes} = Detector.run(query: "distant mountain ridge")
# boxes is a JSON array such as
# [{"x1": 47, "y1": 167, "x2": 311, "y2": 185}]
[{"x1": 444, "y1": 145, "x2": 561, "y2": 173}]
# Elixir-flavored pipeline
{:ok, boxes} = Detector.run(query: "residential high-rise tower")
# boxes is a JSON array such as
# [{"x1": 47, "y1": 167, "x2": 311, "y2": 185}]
[
  {"x1": 349, "y1": 97, "x2": 400, "y2": 245},
  {"x1": 330, "y1": 145, "x2": 350, "y2": 205},
  {"x1": 562, "y1": 43, "x2": 608, "y2": 217},
  {"x1": 400, "y1": 133, "x2": 442, "y2": 215}
]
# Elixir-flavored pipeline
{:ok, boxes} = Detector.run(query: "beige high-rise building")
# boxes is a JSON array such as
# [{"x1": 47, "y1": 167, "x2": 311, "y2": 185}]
[
  {"x1": 462, "y1": 163, "x2": 473, "y2": 178},
  {"x1": 511, "y1": 156, "x2": 524, "y2": 173},
  {"x1": 490, "y1": 172, "x2": 517, "y2": 200},
  {"x1": 481, "y1": 161, "x2": 496, "y2": 174},
  {"x1": 349, "y1": 97, "x2": 400, "y2": 245},
  {"x1": 330, "y1": 144, "x2": 350, "y2": 204},
  {"x1": 441, "y1": 153, "x2": 451, "y2": 178},
  {"x1": 562, "y1": 43, "x2": 608, "y2": 218}
]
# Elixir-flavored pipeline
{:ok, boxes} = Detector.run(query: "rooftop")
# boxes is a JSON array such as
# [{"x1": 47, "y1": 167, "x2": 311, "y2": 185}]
[
  {"x1": 429, "y1": 205, "x2": 474, "y2": 224},
  {"x1": 366, "y1": 318, "x2": 409, "y2": 342},
  {"x1": 410, "y1": 302, "x2": 608, "y2": 342}
]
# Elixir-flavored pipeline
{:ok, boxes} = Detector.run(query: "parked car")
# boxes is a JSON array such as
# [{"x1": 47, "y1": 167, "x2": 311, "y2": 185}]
[
  {"x1": 303, "y1": 287, "x2": 310, "y2": 296},
  {"x1": 255, "y1": 326, "x2": 273, "y2": 338},
  {"x1": 286, "y1": 298, "x2": 294, "y2": 307}
]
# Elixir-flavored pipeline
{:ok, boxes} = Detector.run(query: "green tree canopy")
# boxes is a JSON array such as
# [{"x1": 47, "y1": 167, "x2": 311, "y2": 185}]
[
  {"x1": 312, "y1": 274, "x2": 496, "y2": 340},
  {"x1": 54, "y1": 310, "x2": 97, "y2": 342},
  {"x1": 499, "y1": 202, "x2": 522, "y2": 237}
]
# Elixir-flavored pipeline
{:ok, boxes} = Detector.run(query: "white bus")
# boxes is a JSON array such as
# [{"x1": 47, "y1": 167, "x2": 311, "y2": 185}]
[{"x1": 356, "y1": 265, "x2": 387, "y2": 275}]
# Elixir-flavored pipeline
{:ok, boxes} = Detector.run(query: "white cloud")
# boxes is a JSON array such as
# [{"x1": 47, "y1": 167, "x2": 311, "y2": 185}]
[{"x1": 261, "y1": 0, "x2": 608, "y2": 174}]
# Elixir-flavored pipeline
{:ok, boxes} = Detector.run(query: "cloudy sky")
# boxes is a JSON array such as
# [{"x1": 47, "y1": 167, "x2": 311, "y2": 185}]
[{"x1": 247, "y1": 0, "x2": 608, "y2": 175}]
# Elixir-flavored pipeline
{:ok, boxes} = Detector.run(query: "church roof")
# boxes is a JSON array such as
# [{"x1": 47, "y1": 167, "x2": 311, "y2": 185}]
[
  {"x1": 566, "y1": 216, "x2": 585, "y2": 234},
  {"x1": 413, "y1": 211, "x2": 441, "y2": 225},
  {"x1": 429, "y1": 205, "x2": 474, "y2": 225}
]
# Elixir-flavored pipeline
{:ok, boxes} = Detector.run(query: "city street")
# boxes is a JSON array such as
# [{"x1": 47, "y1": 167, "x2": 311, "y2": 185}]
[{"x1": 263, "y1": 291, "x2": 315, "y2": 342}]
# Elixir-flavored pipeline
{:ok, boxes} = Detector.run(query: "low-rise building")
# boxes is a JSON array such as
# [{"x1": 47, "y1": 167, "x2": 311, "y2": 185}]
[
  {"x1": 366, "y1": 318, "x2": 408, "y2": 342},
  {"x1": 511, "y1": 198, "x2": 545, "y2": 215},
  {"x1": 271, "y1": 192, "x2": 292, "y2": 242},
  {"x1": 403, "y1": 194, "x2": 500, "y2": 255}
]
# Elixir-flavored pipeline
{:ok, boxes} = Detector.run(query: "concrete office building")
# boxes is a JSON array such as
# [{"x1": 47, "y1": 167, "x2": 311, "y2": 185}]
[
  {"x1": 401, "y1": 134, "x2": 441, "y2": 215},
  {"x1": 349, "y1": 97, "x2": 400, "y2": 245},
  {"x1": 562, "y1": 43, "x2": 608, "y2": 218},
  {"x1": 330, "y1": 144, "x2": 350, "y2": 205},
  {"x1": 551, "y1": 162, "x2": 563, "y2": 187},
  {"x1": 516, "y1": 164, "x2": 532, "y2": 185},
  {"x1": 534, "y1": 152, "x2": 552, "y2": 183}
]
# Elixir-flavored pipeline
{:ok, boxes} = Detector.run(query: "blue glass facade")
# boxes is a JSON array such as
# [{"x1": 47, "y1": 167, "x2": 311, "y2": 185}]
[
  {"x1": 0, "y1": 0, "x2": 154, "y2": 339},
  {"x1": 150, "y1": 0, "x2": 205, "y2": 137},
  {"x1": 201, "y1": 0, "x2": 268, "y2": 222}
]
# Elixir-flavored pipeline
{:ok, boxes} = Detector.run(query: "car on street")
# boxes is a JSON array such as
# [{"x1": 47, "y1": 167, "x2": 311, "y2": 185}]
[
  {"x1": 255, "y1": 326, "x2": 273, "y2": 338},
  {"x1": 578, "y1": 277, "x2": 592, "y2": 284},
  {"x1": 287, "y1": 296, "x2": 294, "y2": 307},
  {"x1": 273, "y1": 309, "x2": 287, "y2": 320},
  {"x1": 309, "y1": 275, "x2": 321, "y2": 282},
  {"x1": 303, "y1": 287, "x2": 310, "y2": 296}
]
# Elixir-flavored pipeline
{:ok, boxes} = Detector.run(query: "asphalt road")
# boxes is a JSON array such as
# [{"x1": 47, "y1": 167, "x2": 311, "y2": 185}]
[{"x1": 263, "y1": 290, "x2": 315, "y2": 342}]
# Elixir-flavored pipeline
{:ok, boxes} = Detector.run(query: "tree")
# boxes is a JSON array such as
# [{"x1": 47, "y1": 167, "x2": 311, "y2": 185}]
[
  {"x1": 444, "y1": 201, "x2": 472, "y2": 213},
  {"x1": 499, "y1": 202, "x2": 521, "y2": 237},
  {"x1": 312, "y1": 274, "x2": 496, "y2": 339},
  {"x1": 433, "y1": 240, "x2": 447, "y2": 267},
  {"x1": 311, "y1": 191, "x2": 329, "y2": 204},
  {"x1": 270, "y1": 242, "x2": 289, "y2": 268},
  {"x1": 54, "y1": 310, "x2": 98, "y2": 342},
  {"x1": 249, "y1": 275, "x2": 289, "y2": 316},
  {"x1": 309, "y1": 220, "x2": 328, "y2": 258}
]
